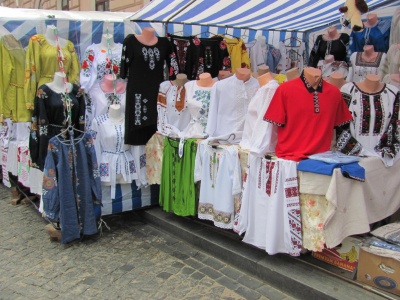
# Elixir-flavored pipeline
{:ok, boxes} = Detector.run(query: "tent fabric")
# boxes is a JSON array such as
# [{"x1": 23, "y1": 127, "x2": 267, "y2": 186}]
[{"x1": 130, "y1": 0, "x2": 396, "y2": 32}]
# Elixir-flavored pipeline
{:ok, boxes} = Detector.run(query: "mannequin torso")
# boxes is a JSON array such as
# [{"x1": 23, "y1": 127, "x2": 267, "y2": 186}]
[
  {"x1": 45, "y1": 25, "x2": 67, "y2": 48},
  {"x1": 135, "y1": 27, "x2": 158, "y2": 46},
  {"x1": 197, "y1": 73, "x2": 215, "y2": 87},
  {"x1": 355, "y1": 74, "x2": 384, "y2": 93},
  {"x1": 324, "y1": 54, "x2": 335, "y2": 63},
  {"x1": 361, "y1": 45, "x2": 379, "y2": 62},
  {"x1": 236, "y1": 68, "x2": 251, "y2": 82},
  {"x1": 326, "y1": 71, "x2": 347, "y2": 89},
  {"x1": 257, "y1": 72, "x2": 274, "y2": 87},
  {"x1": 173, "y1": 73, "x2": 188, "y2": 86},
  {"x1": 108, "y1": 104, "x2": 124, "y2": 125},
  {"x1": 218, "y1": 70, "x2": 233, "y2": 80},
  {"x1": 46, "y1": 72, "x2": 72, "y2": 93},
  {"x1": 99, "y1": 33, "x2": 120, "y2": 53},
  {"x1": 286, "y1": 67, "x2": 300, "y2": 81},
  {"x1": 323, "y1": 26, "x2": 340, "y2": 40},
  {"x1": 364, "y1": 13, "x2": 379, "y2": 27},
  {"x1": 303, "y1": 67, "x2": 322, "y2": 89}
]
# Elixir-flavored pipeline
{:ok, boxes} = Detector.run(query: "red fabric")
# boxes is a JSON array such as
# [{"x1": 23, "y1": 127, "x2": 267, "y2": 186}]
[{"x1": 264, "y1": 78, "x2": 352, "y2": 161}]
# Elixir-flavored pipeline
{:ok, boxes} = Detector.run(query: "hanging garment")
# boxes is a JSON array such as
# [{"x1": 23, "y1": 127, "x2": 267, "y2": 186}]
[
  {"x1": 24, "y1": 34, "x2": 80, "y2": 110},
  {"x1": 167, "y1": 34, "x2": 201, "y2": 80},
  {"x1": 91, "y1": 113, "x2": 139, "y2": 198},
  {"x1": 145, "y1": 133, "x2": 165, "y2": 185},
  {"x1": 337, "y1": 83, "x2": 400, "y2": 167},
  {"x1": 267, "y1": 45, "x2": 282, "y2": 74},
  {"x1": 317, "y1": 60, "x2": 349, "y2": 78},
  {"x1": 234, "y1": 155, "x2": 302, "y2": 256},
  {"x1": 245, "y1": 39, "x2": 267, "y2": 73},
  {"x1": 308, "y1": 33, "x2": 350, "y2": 68},
  {"x1": 349, "y1": 18, "x2": 391, "y2": 55},
  {"x1": 17, "y1": 146, "x2": 30, "y2": 187},
  {"x1": 181, "y1": 80, "x2": 213, "y2": 139},
  {"x1": 206, "y1": 75, "x2": 259, "y2": 144},
  {"x1": 347, "y1": 52, "x2": 386, "y2": 82},
  {"x1": 157, "y1": 80, "x2": 191, "y2": 137},
  {"x1": 29, "y1": 84, "x2": 85, "y2": 171},
  {"x1": 278, "y1": 42, "x2": 307, "y2": 73},
  {"x1": 195, "y1": 141, "x2": 242, "y2": 229},
  {"x1": 223, "y1": 37, "x2": 251, "y2": 73},
  {"x1": 120, "y1": 34, "x2": 177, "y2": 145},
  {"x1": 159, "y1": 137, "x2": 197, "y2": 217},
  {"x1": 378, "y1": 44, "x2": 400, "y2": 79},
  {"x1": 80, "y1": 43, "x2": 124, "y2": 126},
  {"x1": 264, "y1": 72, "x2": 353, "y2": 161},
  {"x1": 198, "y1": 36, "x2": 231, "y2": 78},
  {"x1": 390, "y1": 7, "x2": 400, "y2": 45},
  {"x1": 0, "y1": 35, "x2": 31, "y2": 122},
  {"x1": 42, "y1": 132, "x2": 102, "y2": 244},
  {"x1": 240, "y1": 80, "x2": 279, "y2": 151}
]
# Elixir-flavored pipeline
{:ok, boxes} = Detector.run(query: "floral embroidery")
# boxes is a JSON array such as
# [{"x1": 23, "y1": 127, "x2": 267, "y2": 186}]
[
  {"x1": 100, "y1": 163, "x2": 109, "y2": 177},
  {"x1": 129, "y1": 160, "x2": 136, "y2": 173},
  {"x1": 220, "y1": 40, "x2": 227, "y2": 50},
  {"x1": 140, "y1": 153, "x2": 146, "y2": 168},
  {"x1": 43, "y1": 174, "x2": 55, "y2": 190},
  {"x1": 39, "y1": 125, "x2": 48, "y2": 136}
]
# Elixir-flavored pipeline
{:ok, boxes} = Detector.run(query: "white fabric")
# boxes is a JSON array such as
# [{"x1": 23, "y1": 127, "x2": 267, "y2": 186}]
[
  {"x1": 7, "y1": 122, "x2": 30, "y2": 176},
  {"x1": 382, "y1": 74, "x2": 400, "y2": 89},
  {"x1": 157, "y1": 80, "x2": 191, "y2": 138},
  {"x1": 131, "y1": 145, "x2": 147, "y2": 189},
  {"x1": 317, "y1": 60, "x2": 348, "y2": 79},
  {"x1": 240, "y1": 79, "x2": 279, "y2": 152},
  {"x1": 234, "y1": 154, "x2": 302, "y2": 256},
  {"x1": 182, "y1": 80, "x2": 212, "y2": 139},
  {"x1": 340, "y1": 82, "x2": 400, "y2": 166},
  {"x1": 91, "y1": 113, "x2": 139, "y2": 198},
  {"x1": 29, "y1": 167, "x2": 43, "y2": 196},
  {"x1": 390, "y1": 7, "x2": 400, "y2": 45},
  {"x1": 206, "y1": 75, "x2": 259, "y2": 144},
  {"x1": 278, "y1": 42, "x2": 306, "y2": 73},
  {"x1": 195, "y1": 141, "x2": 241, "y2": 229},
  {"x1": 246, "y1": 40, "x2": 267, "y2": 72},
  {"x1": 378, "y1": 44, "x2": 400, "y2": 79},
  {"x1": 347, "y1": 52, "x2": 387, "y2": 82}
]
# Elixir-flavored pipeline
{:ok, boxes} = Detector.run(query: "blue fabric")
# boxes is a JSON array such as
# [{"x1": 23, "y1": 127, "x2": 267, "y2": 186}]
[
  {"x1": 297, "y1": 159, "x2": 365, "y2": 182},
  {"x1": 363, "y1": 237, "x2": 400, "y2": 252},
  {"x1": 265, "y1": 45, "x2": 281, "y2": 73}
]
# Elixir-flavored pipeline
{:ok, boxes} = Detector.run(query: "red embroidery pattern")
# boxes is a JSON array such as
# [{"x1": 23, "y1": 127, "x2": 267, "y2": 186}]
[{"x1": 265, "y1": 161, "x2": 275, "y2": 196}]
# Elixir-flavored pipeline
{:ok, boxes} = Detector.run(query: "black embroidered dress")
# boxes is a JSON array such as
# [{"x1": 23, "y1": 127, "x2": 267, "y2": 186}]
[{"x1": 308, "y1": 33, "x2": 350, "y2": 68}]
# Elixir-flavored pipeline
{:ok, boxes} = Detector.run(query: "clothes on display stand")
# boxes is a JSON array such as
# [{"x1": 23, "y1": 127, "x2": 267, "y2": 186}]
[
  {"x1": 378, "y1": 43, "x2": 400, "y2": 79},
  {"x1": 223, "y1": 36, "x2": 251, "y2": 73},
  {"x1": 347, "y1": 50, "x2": 386, "y2": 82},
  {"x1": 317, "y1": 57, "x2": 349, "y2": 79},
  {"x1": 278, "y1": 39, "x2": 306, "y2": 74},
  {"x1": 198, "y1": 36, "x2": 231, "y2": 78}
]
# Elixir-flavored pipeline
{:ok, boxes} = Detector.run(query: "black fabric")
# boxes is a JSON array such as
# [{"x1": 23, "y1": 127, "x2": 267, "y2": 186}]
[
  {"x1": 308, "y1": 33, "x2": 349, "y2": 67},
  {"x1": 198, "y1": 36, "x2": 231, "y2": 78}
]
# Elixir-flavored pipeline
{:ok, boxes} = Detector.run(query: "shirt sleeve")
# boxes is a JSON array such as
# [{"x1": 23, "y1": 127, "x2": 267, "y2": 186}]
[
  {"x1": 42, "y1": 143, "x2": 60, "y2": 221},
  {"x1": 205, "y1": 83, "x2": 219, "y2": 138},
  {"x1": 308, "y1": 35, "x2": 323, "y2": 68},
  {"x1": 119, "y1": 34, "x2": 132, "y2": 79},
  {"x1": 194, "y1": 141, "x2": 203, "y2": 183},
  {"x1": 80, "y1": 45, "x2": 97, "y2": 91},
  {"x1": 24, "y1": 35, "x2": 41, "y2": 110},
  {"x1": 231, "y1": 148, "x2": 242, "y2": 196},
  {"x1": 66, "y1": 42, "x2": 80, "y2": 85},
  {"x1": 0, "y1": 39, "x2": 10, "y2": 116},
  {"x1": 334, "y1": 91, "x2": 353, "y2": 127},
  {"x1": 85, "y1": 133, "x2": 102, "y2": 202},
  {"x1": 263, "y1": 84, "x2": 286, "y2": 127},
  {"x1": 89, "y1": 118, "x2": 102, "y2": 170}
]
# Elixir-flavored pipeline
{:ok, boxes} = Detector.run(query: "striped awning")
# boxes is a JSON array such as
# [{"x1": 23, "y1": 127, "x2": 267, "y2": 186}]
[{"x1": 130, "y1": 0, "x2": 397, "y2": 32}]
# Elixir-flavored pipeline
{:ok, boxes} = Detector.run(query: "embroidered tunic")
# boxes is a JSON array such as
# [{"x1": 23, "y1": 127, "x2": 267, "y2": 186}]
[
  {"x1": 42, "y1": 132, "x2": 102, "y2": 244},
  {"x1": 91, "y1": 113, "x2": 139, "y2": 198},
  {"x1": 308, "y1": 34, "x2": 350, "y2": 68},
  {"x1": 195, "y1": 141, "x2": 242, "y2": 229},
  {"x1": 29, "y1": 84, "x2": 85, "y2": 171},
  {"x1": 317, "y1": 60, "x2": 349, "y2": 79},
  {"x1": 24, "y1": 34, "x2": 80, "y2": 110},
  {"x1": 337, "y1": 83, "x2": 400, "y2": 167},
  {"x1": 120, "y1": 34, "x2": 177, "y2": 145},
  {"x1": 234, "y1": 155, "x2": 302, "y2": 256},
  {"x1": 206, "y1": 75, "x2": 259, "y2": 144},
  {"x1": 347, "y1": 52, "x2": 386, "y2": 82},
  {"x1": 157, "y1": 80, "x2": 191, "y2": 137},
  {"x1": 198, "y1": 36, "x2": 231, "y2": 78},
  {"x1": 224, "y1": 37, "x2": 251, "y2": 73},
  {"x1": 80, "y1": 43, "x2": 124, "y2": 126},
  {"x1": 264, "y1": 72, "x2": 353, "y2": 161}
]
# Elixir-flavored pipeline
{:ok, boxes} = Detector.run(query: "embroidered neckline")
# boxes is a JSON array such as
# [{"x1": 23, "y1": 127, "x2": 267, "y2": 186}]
[
  {"x1": 355, "y1": 52, "x2": 384, "y2": 67},
  {"x1": 353, "y1": 83, "x2": 387, "y2": 95},
  {"x1": 300, "y1": 71, "x2": 323, "y2": 93}
]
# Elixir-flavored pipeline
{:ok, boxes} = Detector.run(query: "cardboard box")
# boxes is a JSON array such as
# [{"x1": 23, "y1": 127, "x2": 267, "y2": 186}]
[
  {"x1": 312, "y1": 237, "x2": 361, "y2": 272},
  {"x1": 357, "y1": 248, "x2": 400, "y2": 296}
]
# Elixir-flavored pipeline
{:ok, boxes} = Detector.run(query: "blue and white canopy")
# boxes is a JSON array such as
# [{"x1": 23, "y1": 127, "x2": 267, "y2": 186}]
[{"x1": 130, "y1": 0, "x2": 397, "y2": 32}]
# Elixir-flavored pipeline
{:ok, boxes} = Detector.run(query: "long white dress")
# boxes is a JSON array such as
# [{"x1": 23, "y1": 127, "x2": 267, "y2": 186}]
[
  {"x1": 347, "y1": 52, "x2": 386, "y2": 82},
  {"x1": 195, "y1": 141, "x2": 242, "y2": 229},
  {"x1": 240, "y1": 80, "x2": 279, "y2": 152},
  {"x1": 234, "y1": 154, "x2": 302, "y2": 256},
  {"x1": 91, "y1": 113, "x2": 140, "y2": 198},
  {"x1": 157, "y1": 80, "x2": 191, "y2": 137},
  {"x1": 339, "y1": 82, "x2": 400, "y2": 166},
  {"x1": 80, "y1": 43, "x2": 125, "y2": 126},
  {"x1": 206, "y1": 75, "x2": 259, "y2": 144}
]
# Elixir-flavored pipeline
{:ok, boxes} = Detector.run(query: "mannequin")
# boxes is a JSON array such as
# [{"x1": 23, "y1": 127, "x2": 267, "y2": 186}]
[
  {"x1": 303, "y1": 67, "x2": 322, "y2": 89},
  {"x1": 257, "y1": 72, "x2": 274, "y2": 87},
  {"x1": 197, "y1": 72, "x2": 215, "y2": 87},
  {"x1": 236, "y1": 68, "x2": 251, "y2": 81},
  {"x1": 362, "y1": 45, "x2": 378, "y2": 62},
  {"x1": 173, "y1": 73, "x2": 188, "y2": 86},
  {"x1": 252, "y1": 64, "x2": 269, "y2": 78},
  {"x1": 135, "y1": 27, "x2": 158, "y2": 46},
  {"x1": 108, "y1": 103, "x2": 124, "y2": 125},
  {"x1": 323, "y1": 26, "x2": 340, "y2": 40},
  {"x1": 46, "y1": 72, "x2": 72, "y2": 94},
  {"x1": 218, "y1": 70, "x2": 233, "y2": 80},
  {"x1": 326, "y1": 71, "x2": 347, "y2": 89},
  {"x1": 99, "y1": 33, "x2": 119, "y2": 53},
  {"x1": 286, "y1": 67, "x2": 300, "y2": 81},
  {"x1": 324, "y1": 54, "x2": 335, "y2": 63},
  {"x1": 45, "y1": 25, "x2": 67, "y2": 47},
  {"x1": 100, "y1": 74, "x2": 126, "y2": 94},
  {"x1": 364, "y1": 13, "x2": 379, "y2": 27},
  {"x1": 355, "y1": 74, "x2": 384, "y2": 94}
]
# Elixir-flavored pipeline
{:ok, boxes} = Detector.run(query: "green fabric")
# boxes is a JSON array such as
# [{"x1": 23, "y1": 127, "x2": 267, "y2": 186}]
[{"x1": 160, "y1": 137, "x2": 197, "y2": 216}]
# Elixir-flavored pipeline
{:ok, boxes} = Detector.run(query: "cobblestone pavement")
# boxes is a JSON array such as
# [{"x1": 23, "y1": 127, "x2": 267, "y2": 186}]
[{"x1": 0, "y1": 186, "x2": 296, "y2": 300}]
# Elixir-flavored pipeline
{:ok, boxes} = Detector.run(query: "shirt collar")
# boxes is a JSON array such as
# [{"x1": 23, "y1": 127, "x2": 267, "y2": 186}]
[{"x1": 300, "y1": 71, "x2": 323, "y2": 93}]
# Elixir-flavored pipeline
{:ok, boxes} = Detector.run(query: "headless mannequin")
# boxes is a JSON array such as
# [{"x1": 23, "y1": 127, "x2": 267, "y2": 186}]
[
  {"x1": 173, "y1": 73, "x2": 188, "y2": 87},
  {"x1": 364, "y1": 13, "x2": 379, "y2": 27},
  {"x1": 361, "y1": 45, "x2": 378, "y2": 62},
  {"x1": 45, "y1": 25, "x2": 67, "y2": 48},
  {"x1": 218, "y1": 70, "x2": 233, "y2": 80},
  {"x1": 135, "y1": 27, "x2": 158, "y2": 46},
  {"x1": 324, "y1": 54, "x2": 335, "y2": 63},
  {"x1": 323, "y1": 26, "x2": 340, "y2": 40},
  {"x1": 100, "y1": 74, "x2": 126, "y2": 93},
  {"x1": 236, "y1": 68, "x2": 251, "y2": 82},
  {"x1": 252, "y1": 64, "x2": 269, "y2": 78},
  {"x1": 286, "y1": 67, "x2": 300, "y2": 81},
  {"x1": 99, "y1": 33, "x2": 120, "y2": 53},
  {"x1": 46, "y1": 72, "x2": 72, "y2": 94},
  {"x1": 108, "y1": 103, "x2": 124, "y2": 125},
  {"x1": 257, "y1": 72, "x2": 274, "y2": 87},
  {"x1": 355, "y1": 74, "x2": 384, "y2": 94},
  {"x1": 303, "y1": 67, "x2": 322, "y2": 89},
  {"x1": 197, "y1": 73, "x2": 215, "y2": 87},
  {"x1": 326, "y1": 71, "x2": 347, "y2": 89}
]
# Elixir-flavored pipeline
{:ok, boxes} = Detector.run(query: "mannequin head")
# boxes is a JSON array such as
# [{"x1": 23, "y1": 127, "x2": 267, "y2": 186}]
[
  {"x1": 136, "y1": 27, "x2": 158, "y2": 46},
  {"x1": 197, "y1": 72, "x2": 215, "y2": 87},
  {"x1": 286, "y1": 67, "x2": 300, "y2": 81},
  {"x1": 100, "y1": 74, "x2": 127, "y2": 94},
  {"x1": 236, "y1": 68, "x2": 251, "y2": 81}
]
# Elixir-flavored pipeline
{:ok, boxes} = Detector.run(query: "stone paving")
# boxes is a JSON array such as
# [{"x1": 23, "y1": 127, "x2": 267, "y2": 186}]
[{"x1": 0, "y1": 185, "x2": 297, "y2": 300}]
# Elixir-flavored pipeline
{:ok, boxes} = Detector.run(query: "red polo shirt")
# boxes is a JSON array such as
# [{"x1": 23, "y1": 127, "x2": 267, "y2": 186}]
[{"x1": 263, "y1": 73, "x2": 352, "y2": 161}]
